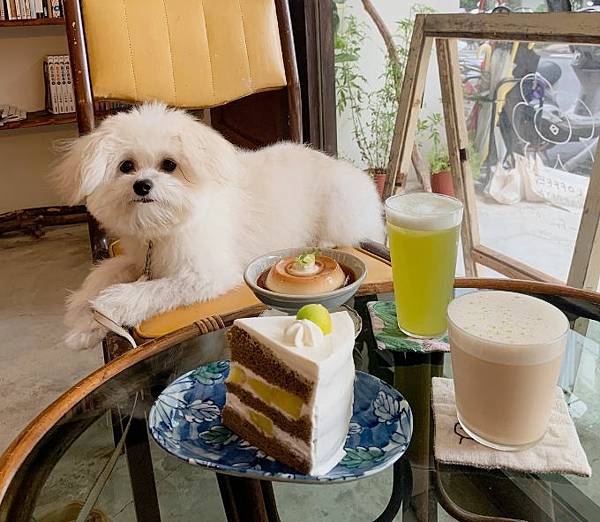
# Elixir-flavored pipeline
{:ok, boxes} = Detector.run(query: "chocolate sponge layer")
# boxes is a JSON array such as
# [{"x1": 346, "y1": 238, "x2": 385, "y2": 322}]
[
  {"x1": 222, "y1": 405, "x2": 311, "y2": 475},
  {"x1": 227, "y1": 325, "x2": 313, "y2": 401}
]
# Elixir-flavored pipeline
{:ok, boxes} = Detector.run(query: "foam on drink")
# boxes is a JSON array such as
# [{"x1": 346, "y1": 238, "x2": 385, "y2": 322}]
[
  {"x1": 448, "y1": 291, "x2": 568, "y2": 365},
  {"x1": 385, "y1": 192, "x2": 463, "y2": 231}
]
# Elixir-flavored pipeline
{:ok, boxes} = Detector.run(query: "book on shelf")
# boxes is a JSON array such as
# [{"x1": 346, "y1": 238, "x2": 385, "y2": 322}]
[
  {"x1": 44, "y1": 54, "x2": 75, "y2": 115},
  {"x1": 0, "y1": 0, "x2": 62, "y2": 20}
]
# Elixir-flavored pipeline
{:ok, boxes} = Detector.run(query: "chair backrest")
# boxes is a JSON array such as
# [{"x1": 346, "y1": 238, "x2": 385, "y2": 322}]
[{"x1": 64, "y1": 0, "x2": 302, "y2": 145}]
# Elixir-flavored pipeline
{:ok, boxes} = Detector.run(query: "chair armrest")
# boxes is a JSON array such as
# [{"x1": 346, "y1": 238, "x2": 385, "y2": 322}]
[{"x1": 359, "y1": 240, "x2": 391, "y2": 263}]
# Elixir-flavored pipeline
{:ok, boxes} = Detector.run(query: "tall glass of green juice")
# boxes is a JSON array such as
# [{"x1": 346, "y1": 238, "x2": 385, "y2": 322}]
[{"x1": 385, "y1": 192, "x2": 463, "y2": 338}]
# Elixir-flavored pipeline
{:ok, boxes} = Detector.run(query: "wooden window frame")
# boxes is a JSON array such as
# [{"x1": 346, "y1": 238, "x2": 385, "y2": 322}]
[{"x1": 385, "y1": 12, "x2": 600, "y2": 289}]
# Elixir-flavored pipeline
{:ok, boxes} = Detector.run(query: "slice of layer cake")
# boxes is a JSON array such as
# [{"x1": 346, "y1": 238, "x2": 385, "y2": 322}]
[{"x1": 223, "y1": 309, "x2": 355, "y2": 475}]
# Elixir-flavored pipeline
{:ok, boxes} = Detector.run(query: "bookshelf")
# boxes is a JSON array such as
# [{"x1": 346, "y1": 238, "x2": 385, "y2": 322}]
[
  {"x1": 0, "y1": 18, "x2": 74, "y2": 132},
  {"x1": 0, "y1": 14, "x2": 86, "y2": 233},
  {"x1": 0, "y1": 17, "x2": 65, "y2": 27},
  {"x1": 0, "y1": 109, "x2": 75, "y2": 131}
]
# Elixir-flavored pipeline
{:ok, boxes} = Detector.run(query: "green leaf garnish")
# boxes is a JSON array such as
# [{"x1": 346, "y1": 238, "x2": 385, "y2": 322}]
[{"x1": 296, "y1": 252, "x2": 316, "y2": 266}]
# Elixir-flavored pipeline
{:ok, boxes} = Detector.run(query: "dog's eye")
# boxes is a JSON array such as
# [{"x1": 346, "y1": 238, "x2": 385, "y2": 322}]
[
  {"x1": 160, "y1": 159, "x2": 177, "y2": 173},
  {"x1": 119, "y1": 160, "x2": 135, "y2": 174}
]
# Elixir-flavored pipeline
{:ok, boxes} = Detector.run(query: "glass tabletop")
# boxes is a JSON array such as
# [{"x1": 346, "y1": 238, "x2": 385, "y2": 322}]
[{"x1": 1, "y1": 287, "x2": 599, "y2": 522}]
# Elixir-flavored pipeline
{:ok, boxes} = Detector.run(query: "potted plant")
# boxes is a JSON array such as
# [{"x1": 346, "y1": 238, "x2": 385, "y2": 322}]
[
  {"x1": 334, "y1": 12, "x2": 393, "y2": 197},
  {"x1": 430, "y1": 149, "x2": 453, "y2": 196},
  {"x1": 418, "y1": 112, "x2": 454, "y2": 197},
  {"x1": 334, "y1": 2, "x2": 433, "y2": 197}
]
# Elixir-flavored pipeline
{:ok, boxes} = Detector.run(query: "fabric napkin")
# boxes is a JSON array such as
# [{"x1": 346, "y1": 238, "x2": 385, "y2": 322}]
[
  {"x1": 367, "y1": 301, "x2": 449, "y2": 353},
  {"x1": 431, "y1": 377, "x2": 591, "y2": 476}
]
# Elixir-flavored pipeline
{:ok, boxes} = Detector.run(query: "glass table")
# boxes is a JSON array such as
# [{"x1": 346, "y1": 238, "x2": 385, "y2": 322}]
[{"x1": 0, "y1": 280, "x2": 598, "y2": 522}]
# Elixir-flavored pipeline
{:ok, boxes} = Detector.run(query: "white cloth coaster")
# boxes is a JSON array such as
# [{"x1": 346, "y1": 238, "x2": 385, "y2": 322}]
[{"x1": 431, "y1": 377, "x2": 591, "y2": 477}]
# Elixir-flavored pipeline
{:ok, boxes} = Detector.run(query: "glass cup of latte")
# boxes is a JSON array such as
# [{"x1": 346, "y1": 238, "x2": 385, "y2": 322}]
[{"x1": 447, "y1": 291, "x2": 569, "y2": 451}]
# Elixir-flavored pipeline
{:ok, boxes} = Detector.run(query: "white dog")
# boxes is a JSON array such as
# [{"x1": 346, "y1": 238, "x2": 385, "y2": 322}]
[{"x1": 55, "y1": 103, "x2": 384, "y2": 349}]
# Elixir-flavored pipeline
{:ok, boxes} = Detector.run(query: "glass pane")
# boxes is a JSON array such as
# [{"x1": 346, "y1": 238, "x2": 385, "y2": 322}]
[
  {"x1": 33, "y1": 416, "x2": 137, "y2": 521},
  {"x1": 459, "y1": 38, "x2": 598, "y2": 282},
  {"x1": 32, "y1": 414, "x2": 228, "y2": 521},
  {"x1": 334, "y1": 1, "x2": 600, "y2": 284},
  {"x1": 274, "y1": 468, "x2": 398, "y2": 521}
]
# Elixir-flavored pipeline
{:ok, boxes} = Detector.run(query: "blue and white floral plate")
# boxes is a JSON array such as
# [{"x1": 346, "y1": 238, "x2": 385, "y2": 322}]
[{"x1": 149, "y1": 361, "x2": 413, "y2": 484}]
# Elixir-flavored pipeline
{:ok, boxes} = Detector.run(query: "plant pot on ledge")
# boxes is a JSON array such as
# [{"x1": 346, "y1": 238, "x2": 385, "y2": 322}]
[
  {"x1": 431, "y1": 169, "x2": 455, "y2": 197},
  {"x1": 367, "y1": 168, "x2": 387, "y2": 199}
]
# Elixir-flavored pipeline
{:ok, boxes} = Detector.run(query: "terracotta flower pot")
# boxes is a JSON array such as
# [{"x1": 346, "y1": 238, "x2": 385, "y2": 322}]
[
  {"x1": 366, "y1": 168, "x2": 387, "y2": 199},
  {"x1": 431, "y1": 169, "x2": 455, "y2": 197}
]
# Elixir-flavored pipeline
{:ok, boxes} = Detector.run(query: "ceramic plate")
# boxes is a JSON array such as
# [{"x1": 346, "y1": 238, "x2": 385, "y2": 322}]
[{"x1": 149, "y1": 361, "x2": 412, "y2": 483}]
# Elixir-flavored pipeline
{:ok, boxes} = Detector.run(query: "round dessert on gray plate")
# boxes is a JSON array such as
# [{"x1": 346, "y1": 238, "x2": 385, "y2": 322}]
[{"x1": 244, "y1": 248, "x2": 367, "y2": 313}]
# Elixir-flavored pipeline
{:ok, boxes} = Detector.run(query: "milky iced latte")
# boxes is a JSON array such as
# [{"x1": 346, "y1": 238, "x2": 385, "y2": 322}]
[{"x1": 448, "y1": 291, "x2": 568, "y2": 451}]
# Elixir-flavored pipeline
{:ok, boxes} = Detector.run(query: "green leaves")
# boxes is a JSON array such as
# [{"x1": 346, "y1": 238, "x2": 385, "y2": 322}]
[
  {"x1": 335, "y1": 52, "x2": 359, "y2": 63},
  {"x1": 199, "y1": 425, "x2": 236, "y2": 446},
  {"x1": 417, "y1": 111, "x2": 450, "y2": 173},
  {"x1": 334, "y1": 5, "x2": 432, "y2": 169},
  {"x1": 372, "y1": 301, "x2": 427, "y2": 352},
  {"x1": 342, "y1": 447, "x2": 385, "y2": 469},
  {"x1": 192, "y1": 360, "x2": 229, "y2": 385}
]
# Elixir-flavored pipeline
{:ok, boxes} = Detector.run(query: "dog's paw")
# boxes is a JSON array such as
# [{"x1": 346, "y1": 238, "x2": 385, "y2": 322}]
[
  {"x1": 65, "y1": 326, "x2": 106, "y2": 350},
  {"x1": 91, "y1": 283, "x2": 148, "y2": 328}
]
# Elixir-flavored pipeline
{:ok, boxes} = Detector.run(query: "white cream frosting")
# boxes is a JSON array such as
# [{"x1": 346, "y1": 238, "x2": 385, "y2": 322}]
[
  {"x1": 226, "y1": 393, "x2": 348, "y2": 476},
  {"x1": 283, "y1": 319, "x2": 324, "y2": 349},
  {"x1": 232, "y1": 311, "x2": 355, "y2": 475}
]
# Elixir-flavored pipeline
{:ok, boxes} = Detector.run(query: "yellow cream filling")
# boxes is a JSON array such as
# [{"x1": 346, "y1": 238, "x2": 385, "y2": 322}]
[
  {"x1": 227, "y1": 367, "x2": 305, "y2": 419},
  {"x1": 249, "y1": 410, "x2": 273, "y2": 436},
  {"x1": 228, "y1": 366, "x2": 247, "y2": 385}
]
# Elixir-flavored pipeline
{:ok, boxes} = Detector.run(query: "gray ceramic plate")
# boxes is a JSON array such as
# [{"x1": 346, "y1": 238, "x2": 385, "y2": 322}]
[{"x1": 244, "y1": 248, "x2": 367, "y2": 313}]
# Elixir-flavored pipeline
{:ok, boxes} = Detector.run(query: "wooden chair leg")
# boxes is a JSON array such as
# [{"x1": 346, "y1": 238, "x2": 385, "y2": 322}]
[
  {"x1": 123, "y1": 407, "x2": 162, "y2": 522},
  {"x1": 87, "y1": 214, "x2": 110, "y2": 261},
  {"x1": 374, "y1": 457, "x2": 413, "y2": 522},
  {"x1": 103, "y1": 338, "x2": 162, "y2": 521},
  {"x1": 216, "y1": 474, "x2": 275, "y2": 522},
  {"x1": 260, "y1": 481, "x2": 281, "y2": 522}
]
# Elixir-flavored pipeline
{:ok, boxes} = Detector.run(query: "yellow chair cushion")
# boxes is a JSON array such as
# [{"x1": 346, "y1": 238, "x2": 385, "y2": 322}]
[
  {"x1": 135, "y1": 247, "x2": 392, "y2": 340},
  {"x1": 82, "y1": 0, "x2": 287, "y2": 107}
]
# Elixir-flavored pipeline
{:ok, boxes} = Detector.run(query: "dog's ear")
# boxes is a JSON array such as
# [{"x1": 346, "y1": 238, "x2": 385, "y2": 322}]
[
  {"x1": 51, "y1": 129, "x2": 111, "y2": 205},
  {"x1": 176, "y1": 116, "x2": 239, "y2": 185}
]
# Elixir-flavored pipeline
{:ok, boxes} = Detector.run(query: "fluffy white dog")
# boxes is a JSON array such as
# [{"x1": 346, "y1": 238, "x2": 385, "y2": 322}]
[{"x1": 55, "y1": 103, "x2": 384, "y2": 349}]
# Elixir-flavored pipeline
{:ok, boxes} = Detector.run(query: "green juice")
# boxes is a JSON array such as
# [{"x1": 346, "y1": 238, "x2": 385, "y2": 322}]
[{"x1": 385, "y1": 193, "x2": 463, "y2": 338}]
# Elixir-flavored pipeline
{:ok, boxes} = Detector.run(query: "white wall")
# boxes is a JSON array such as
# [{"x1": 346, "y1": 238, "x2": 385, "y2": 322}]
[
  {"x1": 0, "y1": 26, "x2": 76, "y2": 214},
  {"x1": 336, "y1": 0, "x2": 460, "y2": 169}
]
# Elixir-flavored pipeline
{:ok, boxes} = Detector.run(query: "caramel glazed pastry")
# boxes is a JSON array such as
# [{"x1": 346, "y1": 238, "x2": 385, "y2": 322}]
[{"x1": 265, "y1": 252, "x2": 347, "y2": 295}]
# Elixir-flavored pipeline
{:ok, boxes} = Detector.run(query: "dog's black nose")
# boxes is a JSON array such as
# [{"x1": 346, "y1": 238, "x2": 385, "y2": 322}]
[{"x1": 133, "y1": 179, "x2": 153, "y2": 196}]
